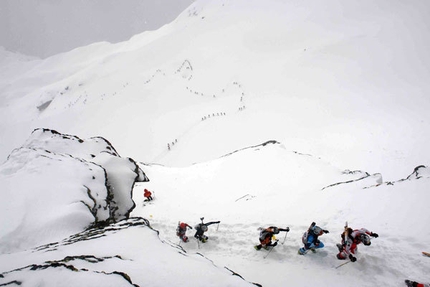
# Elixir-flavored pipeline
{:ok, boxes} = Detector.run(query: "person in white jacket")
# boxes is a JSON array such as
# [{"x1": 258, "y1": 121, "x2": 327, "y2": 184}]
[{"x1": 336, "y1": 227, "x2": 379, "y2": 261}]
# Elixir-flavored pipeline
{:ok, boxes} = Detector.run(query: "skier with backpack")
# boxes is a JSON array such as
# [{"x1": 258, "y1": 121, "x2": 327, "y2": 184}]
[
  {"x1": 143, "y1": 189, "x2": 153, "y2": 201},
  {"x1": 298, "y1": 222, "x2": 329, "y2": 255},
  {"x1": 176, "y1": 222, "x2": 193, "y2": 243},
  {"x1": 194, "y1": 217, "x2": 220, "y2": 243},
  {"x1": 336, "y1": 227, "x2": 379, "y2": 261},
  {"x1": 255, "y1": 226, "x2": 290, "y2": 250}
]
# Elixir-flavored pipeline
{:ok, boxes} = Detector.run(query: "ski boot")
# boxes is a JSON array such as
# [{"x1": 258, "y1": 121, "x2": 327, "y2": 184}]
[{"x1": 298, "y1": 247, "x2": 307, "y2": 255}]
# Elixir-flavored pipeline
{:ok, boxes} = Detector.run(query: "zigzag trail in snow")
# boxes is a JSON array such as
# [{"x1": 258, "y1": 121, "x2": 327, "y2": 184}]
[{"x1": 143, "y1": 59, "x2": 248, "y2": 163}]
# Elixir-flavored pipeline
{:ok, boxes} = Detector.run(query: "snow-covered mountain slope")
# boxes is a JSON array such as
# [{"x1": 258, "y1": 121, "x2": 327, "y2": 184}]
[
  {"x1": 1, "y1": 0, "x2": 430, "y2": 286},
  {"x1": 0, "y1": 129, "x2": 259, "y2": 286},
  {"x1": 1, "y1": 0, "x2": 429, "y2": 180},
  {"x1": 1, "y1": 134, "x2": 428, "y2": 286},
  {"x1": 132, "y1": 141, "x2": 430, "y2": 287}
]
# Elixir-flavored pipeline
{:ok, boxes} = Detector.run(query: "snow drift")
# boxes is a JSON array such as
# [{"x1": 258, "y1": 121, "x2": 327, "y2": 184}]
[{"x1": 0, "y1": 128, "x2": 148, "y2": 252}]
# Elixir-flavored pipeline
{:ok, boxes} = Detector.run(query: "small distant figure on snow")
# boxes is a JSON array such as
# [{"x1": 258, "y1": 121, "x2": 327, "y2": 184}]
[
  {"x1": 336, "y1": 227, "x2": 378, "y2": 262},
  {"x1": 194, "y1": 217, "x2": 220, "y2": 243},
  {"x1": 255, "y1": 226, "x2": 289, "y2": 250},
  {"x1": 176, "y1": 222, "x2": 193, "y2": 242},
  {"x1": 405, "y1": 280, "x2": 430, "y2": 287},
  {"x1": 298, "y1": 222, "x2": 329, "y2": 255},
  {"x1": 143, "y1": 189, "x2": 153, "y2": 201}
]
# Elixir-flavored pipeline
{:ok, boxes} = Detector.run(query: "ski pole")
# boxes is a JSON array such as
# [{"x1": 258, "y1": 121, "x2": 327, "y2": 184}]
[
  {"x1": 282, "y1": 231, "x2": 289, "y2": 245},
  {"x1": 216, "y1": 222, "x2": 220, "y2": 231},
  {"x1": 264, "y1": 246, "x2": 274, "y2": 259},
  {"x1": 335, "y1": 261, "x2": 351, "y2": 269},
  {"x1": 264, "y1": 240, "x2": 278, "y2": 259}
]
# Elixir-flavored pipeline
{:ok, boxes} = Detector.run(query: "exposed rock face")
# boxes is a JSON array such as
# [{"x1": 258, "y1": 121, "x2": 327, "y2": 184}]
[
  {"x1": 322, "y1": 166, "x2": 429, "y2": 190},
  {"x1": 406, "y1": 165, "x2": 429, "y2": 180},
  {"x1": 0, "y1": 128, "x2": 149, "y2": 251}
]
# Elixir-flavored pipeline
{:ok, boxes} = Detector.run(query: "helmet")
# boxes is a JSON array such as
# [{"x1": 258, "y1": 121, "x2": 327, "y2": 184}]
[
  {"x1": 180, "y1": 223, "x2": 186, "y2": 229},
  {"x1": 313, "y1": 226, "x2": 323, "y2": 235},
  {"x1": 272, "y1": 227, "x2": 279, "y2": 234},
  {"x1": 360, "y1": 234, "x2": 371, "y2": 246}
]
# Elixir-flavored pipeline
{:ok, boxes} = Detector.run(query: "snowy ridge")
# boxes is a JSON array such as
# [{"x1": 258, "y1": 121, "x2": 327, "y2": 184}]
[
  {"x1": 1, "y1": 217, "x2": 258, "y2": 287},
  {"x1": 0, "y1": 128, "x2": 148, "y2": 253}
]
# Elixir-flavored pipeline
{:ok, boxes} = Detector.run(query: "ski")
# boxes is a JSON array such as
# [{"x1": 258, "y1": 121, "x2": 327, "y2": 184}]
[
  {"x1": 343, "y1": 221, "x2": 349, "y2": 238},
  {"x1": 422, "y1": 251, "x2": 430, "y2": 257}
]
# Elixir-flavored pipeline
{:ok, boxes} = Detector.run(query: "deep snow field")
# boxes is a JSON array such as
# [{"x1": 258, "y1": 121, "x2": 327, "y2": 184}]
[{"x1": 1, "y1": 0, "x2": 430, "y2": 286}]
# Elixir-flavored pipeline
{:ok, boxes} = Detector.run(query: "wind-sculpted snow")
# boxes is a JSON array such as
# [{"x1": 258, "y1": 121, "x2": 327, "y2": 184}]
[
  {"x1": 403, "y1": 165, "x2": 429, "y2": 181},
  {"x1": 322, "y1": 165, "x2": 429, "y2": 190},
  {"x1": 0, "y1": 128, "x2": 148, "y2": 252},
  {"x1": 0, "y1": 217, "x2": 258, "y2": 287}
]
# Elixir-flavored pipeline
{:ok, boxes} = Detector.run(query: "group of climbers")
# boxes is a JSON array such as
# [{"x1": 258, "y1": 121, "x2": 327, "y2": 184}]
[
  {"x1": 142, "y1": 189, "x2": 221, "y2": 244},
  {"x1": 176, "y1": 217, "x2": 220, "y2": 243},
  {"x1": 256, "y1": 222, "x2": 378, "y2": 263},
  {"x1": 143, "y1": 189, "x2": 378, "y2": 263},
  {"x1": 297, "y1": 222, "x2": 378, "y2": 262},
  {"x1": 175, "y1": 218, "x2": 379, "y2": 263},
  {"x1": 142, "y1": 188, "x2": 427, "y2": 286},
  {"x1": 298, "y1": 222, "x2": 378, "y2": 262}
]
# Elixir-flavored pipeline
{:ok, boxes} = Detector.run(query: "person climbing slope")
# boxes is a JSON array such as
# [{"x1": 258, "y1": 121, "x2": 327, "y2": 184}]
[
  {"x1": 336, "y1": 227, "x2": 378, "y2": 261},
  {"x1": 194, "y1": 217, "x2": 220, "y2": 243},
  {"x1": 255, "y1": 226, "x2": 289, "y2": 250},
  {"x1": 143, "y1": 188, "x2": 153, "y2": 201},
  {"x1": 298, "y1": 222, "x2": 329, "y2": 255},
  {"x1": 176, "y1": 222, "x2": 192, "y2": 243}
]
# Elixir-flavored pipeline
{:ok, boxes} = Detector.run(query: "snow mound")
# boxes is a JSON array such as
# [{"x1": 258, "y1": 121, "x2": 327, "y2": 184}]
[{"x1": 0, "y1": 128, "x2": 148, "y2": 252}]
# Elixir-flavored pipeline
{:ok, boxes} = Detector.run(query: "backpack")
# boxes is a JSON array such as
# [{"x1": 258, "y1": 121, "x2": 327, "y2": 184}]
[
  {"x1": 259, "y1": 230, "x2": 269, "y2": 241},
  {"x1": 177, "y1": 223, "x2": 186, "y2": 236},
  {"x1": 302, "y1": 231, "x2": 308, "y2": 245},
  {"x1": 260, "y1": 228, "x2": 275, "y2": 241}
]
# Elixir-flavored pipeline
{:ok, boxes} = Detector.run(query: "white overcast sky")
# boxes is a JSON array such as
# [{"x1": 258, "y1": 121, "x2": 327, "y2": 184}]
[{"x1": 0, "y1": 0, "x2": 195, "y2": 58}]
